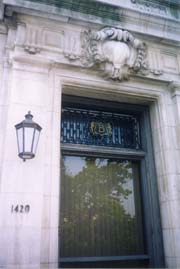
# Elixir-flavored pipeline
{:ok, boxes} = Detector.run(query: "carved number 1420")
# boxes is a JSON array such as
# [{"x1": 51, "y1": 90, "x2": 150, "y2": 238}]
[{"x1": 11, "y1": 205, "x2": 30, "y2": 213}]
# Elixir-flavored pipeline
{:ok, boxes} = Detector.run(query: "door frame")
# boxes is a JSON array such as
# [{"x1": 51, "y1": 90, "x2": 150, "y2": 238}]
[{"x1": 59, "y1": 94, "x2": 165, "y2": 268}]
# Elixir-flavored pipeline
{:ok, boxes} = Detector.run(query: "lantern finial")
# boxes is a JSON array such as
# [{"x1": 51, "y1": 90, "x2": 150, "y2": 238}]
[{"x1": 25, "y1": 111, "x2": 33, "y2": 121}]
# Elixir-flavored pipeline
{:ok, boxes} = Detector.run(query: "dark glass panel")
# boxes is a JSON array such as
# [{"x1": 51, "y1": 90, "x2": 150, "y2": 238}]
[
  {"x1": 61, "y1": 108, "x2": 140, "y2": 149},
  {"x1": 60, "y1": 155, "x2": 145, "y2": 258}
]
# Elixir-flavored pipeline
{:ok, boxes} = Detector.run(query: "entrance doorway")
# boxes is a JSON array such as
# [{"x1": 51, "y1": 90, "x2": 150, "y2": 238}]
[{"x1": 59, "y1": 95, "x2": 164, "y2": 268}]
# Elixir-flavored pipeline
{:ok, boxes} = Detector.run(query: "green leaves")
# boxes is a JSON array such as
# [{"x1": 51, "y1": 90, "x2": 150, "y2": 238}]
[{"x1": 60, "y1": 156, "x2": 144, "y2": 257}]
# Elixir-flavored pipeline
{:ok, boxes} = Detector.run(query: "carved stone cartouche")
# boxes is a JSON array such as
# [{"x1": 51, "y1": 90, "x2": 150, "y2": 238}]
[{"x1": 81, "y1": 27, "x2": 148, "y2": 81}]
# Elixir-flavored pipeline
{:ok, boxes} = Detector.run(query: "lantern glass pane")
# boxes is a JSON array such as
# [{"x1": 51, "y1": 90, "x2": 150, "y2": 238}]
[
  {"x1": 17, "y1": 128, "x2": 23, "y2": 153},
  {"x1": 24, "y1": 127, "x2": 34, "y2": 153},
  {"x1": 32, "y1": 129, "x2": 40, "y2": 154}
]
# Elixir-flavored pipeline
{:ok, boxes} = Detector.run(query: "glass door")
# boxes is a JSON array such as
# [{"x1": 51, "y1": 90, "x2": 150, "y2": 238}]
[
  {"x1": 60, "y1": 155, "x2": 148, "y2": 267},
  {"x1": 59, "y1": 96, "x2": 164, "y2": 268}
]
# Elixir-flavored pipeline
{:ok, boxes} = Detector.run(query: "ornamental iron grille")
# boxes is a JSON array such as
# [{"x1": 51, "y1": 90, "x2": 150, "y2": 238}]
[{"x1": 61, "y1": 107, "x2": 141, "y2": 149}]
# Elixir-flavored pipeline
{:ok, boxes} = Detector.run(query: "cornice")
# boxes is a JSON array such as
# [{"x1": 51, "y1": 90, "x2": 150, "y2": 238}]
[
  {"x1": 3, "y1": 0, "x2": 180, "y2": 45},
  {"x1": 96, "y1": 0, "x2": 180, "y2": 8},
  {"x1": 4, "y1": 0, "x2": 180, "y2": 21}
]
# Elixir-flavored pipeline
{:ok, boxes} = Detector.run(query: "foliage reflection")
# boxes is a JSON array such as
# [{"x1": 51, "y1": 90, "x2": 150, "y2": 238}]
[{"x1": 60, "y1": 156, "x2": 144, "y2": 258}]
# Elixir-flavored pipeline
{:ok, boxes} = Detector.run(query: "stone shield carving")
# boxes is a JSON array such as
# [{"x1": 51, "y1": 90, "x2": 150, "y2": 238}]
[{"x1": 81, "y1": 27, "x2": 148, "y2": 81}]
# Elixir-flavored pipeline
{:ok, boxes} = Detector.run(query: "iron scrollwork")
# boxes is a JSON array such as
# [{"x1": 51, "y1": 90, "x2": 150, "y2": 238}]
[{"x1": 61, "y1": 107, "x2": 141, "y2": 149}]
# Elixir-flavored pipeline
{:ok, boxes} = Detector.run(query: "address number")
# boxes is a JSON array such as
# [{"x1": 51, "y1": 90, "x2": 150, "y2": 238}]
[{"x1": 11, "y1": 205, "x2": 30, "y2": 213}]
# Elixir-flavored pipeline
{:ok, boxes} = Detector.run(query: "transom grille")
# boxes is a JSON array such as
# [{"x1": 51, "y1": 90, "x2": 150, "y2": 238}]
[{"x1": 61, "y1": 107, "x2": 141, "y2": 149}]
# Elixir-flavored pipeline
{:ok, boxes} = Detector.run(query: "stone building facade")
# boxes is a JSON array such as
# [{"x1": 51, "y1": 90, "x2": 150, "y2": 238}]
[{"x1": 0, "y1": 0, "x2": 180, "y2": 268}]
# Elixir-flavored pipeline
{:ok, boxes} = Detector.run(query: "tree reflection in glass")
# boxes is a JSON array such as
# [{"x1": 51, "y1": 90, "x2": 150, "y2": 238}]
[{"x1": 60, "y1": 156, "x2": 145, "y2": 258}]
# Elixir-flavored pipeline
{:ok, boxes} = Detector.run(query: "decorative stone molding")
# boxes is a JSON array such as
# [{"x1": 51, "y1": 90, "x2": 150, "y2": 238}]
[
  {"x1": 24, "y1": 26, "x2": 41, "y2": 54},
  {"x1": 63, "y1": 35, "x2": 81, "y2": 61},
  {"x1": 131, "y1": 0, "x2": 168, "y2": 16},
  {"x1": 24, "y1": 45, "x2": 41, "y2": 54},
  {"x1": 169, "y1": 81, "x2": 180, "y2": 97},
  {"x1": 81, "y1": 27, "x2": 149, "y2": 80},
  {"x1": 150, "y1": 69, "x2": 163, "y2": 76},
  {"x1": 64, "y1": 52, "x2": 80, "y2": 61},
  {"x1": 8, "y1": 21, "x2": 165, "y2": 80}
]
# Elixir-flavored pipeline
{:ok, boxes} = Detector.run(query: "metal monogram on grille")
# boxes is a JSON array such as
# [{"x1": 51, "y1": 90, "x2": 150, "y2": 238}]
[
  {"x1": 61, "y1": 107, "x2": 141, "y2": 149},
  {"x1": 90, "y1": 121, "x2": 112, "y2": 137}
]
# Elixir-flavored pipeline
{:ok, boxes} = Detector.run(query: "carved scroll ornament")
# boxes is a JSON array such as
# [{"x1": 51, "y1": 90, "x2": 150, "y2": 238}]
[{"x1": 81, "y1": 27, "x2": 148, "y2": 81}]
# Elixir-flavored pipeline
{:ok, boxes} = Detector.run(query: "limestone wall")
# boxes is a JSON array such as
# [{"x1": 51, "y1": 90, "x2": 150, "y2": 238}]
[{"x1": 0, "y1": 0, "x2": 180, "y2": 268}]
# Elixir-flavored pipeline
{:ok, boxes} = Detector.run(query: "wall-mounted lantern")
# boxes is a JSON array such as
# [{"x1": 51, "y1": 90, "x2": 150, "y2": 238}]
[{"x1": 15, "y1": 111, "x2": 42, "y2": 161}]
